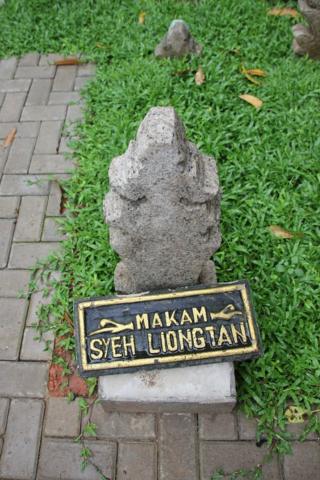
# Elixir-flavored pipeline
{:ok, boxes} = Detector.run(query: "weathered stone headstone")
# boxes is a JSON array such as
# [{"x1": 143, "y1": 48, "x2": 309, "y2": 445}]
[
  {"x1": 104, "y1": 107, "x2": 220, "y2": 293},
  {"x1": 155, "y1": 20, "x2": 202, "y2": 58},
  {"x1": 98, "y1": 107, "x2": 236, "y2": 412},
  {"x1": 293, "y1": 0, "x2": 320, "y2": 59}
]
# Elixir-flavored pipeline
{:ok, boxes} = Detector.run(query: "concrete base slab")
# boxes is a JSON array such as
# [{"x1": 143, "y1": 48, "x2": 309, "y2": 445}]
[{"x1": 99, "y1": 362, "x2": 236, "y2": 413}]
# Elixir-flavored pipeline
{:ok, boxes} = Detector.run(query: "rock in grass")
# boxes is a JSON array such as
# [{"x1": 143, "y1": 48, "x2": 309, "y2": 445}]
[
  {"x1": 104, "y1": 107, "x2": 221, "y2": 293},
  {"x1": 154, "y1": 19, "x2": 202, "y2": 58},
  {"x1": 293, "y1": 0, "x2": 320, "y2": 59}
]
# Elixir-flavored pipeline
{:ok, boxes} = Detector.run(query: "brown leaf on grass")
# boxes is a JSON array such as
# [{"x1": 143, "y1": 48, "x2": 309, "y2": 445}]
[
  {"x1": 241, "y1": 67, "x2": 267, "y2": 86},
  {"x1": 195, "y1": 66, "x2": 205, "y2": 85},
  {"x1": 239, "y1": 94, "x2": 263, "y2": 108},
  {"x1": 2, "y1": 127, "x2": 16, "y2": 148},
  {"x1": 138, "y1": 11, "x2": 146, "y2": 24},
  {"x1": 241, "y1": 70, "x2": 260, "y2": 86},
  {"x1": 268, "y1": 7, "x2": 298, "y2": 18},
  {"x1": 54, "y1": 57, "x2": 82, "y2": 66},
  {"x1": 246, "y1": 68, "x2": 267, "y2": 77},
  {"x1": 269, "y1": 225, "x2": 304, "y2": 239}
]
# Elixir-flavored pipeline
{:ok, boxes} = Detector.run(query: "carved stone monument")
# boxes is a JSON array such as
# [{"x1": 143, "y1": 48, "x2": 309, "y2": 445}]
[
  {"x1": 99, "y1": 107, "x2": 236, "y2": 412},
  {"x1": 154, "y1": 19, "x2": 202, "y2": 58},
  {"x1": 293, "y1": 0, "x2": 320, "y2": 59}
]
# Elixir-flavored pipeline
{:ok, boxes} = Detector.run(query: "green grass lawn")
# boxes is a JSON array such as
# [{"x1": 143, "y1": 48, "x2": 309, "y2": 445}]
[{"x1": 1, "y1": 0, "x2": 319, "y2": 452}]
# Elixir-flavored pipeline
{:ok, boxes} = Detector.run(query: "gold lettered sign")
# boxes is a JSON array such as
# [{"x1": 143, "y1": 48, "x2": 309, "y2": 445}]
[{"x1": 74, "y1": 281, "x2": 262, "y2": 377}]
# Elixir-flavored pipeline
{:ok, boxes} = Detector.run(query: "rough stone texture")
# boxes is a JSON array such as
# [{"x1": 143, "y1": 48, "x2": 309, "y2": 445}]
[
  {"x1": 159, "y1": 413, "x2": 197, "y2": 480},
  {"x1": 200, "y1": 441, "x2": 282, "y2": 480},
  {"x1": 90, "y1": 403, "x2": 156, "y2": 438},
  {"x1": 44, "y1": 397, "x2": 81, "y2": 437},
  {"x1": 38, "y1": 439, "x2": 116, "y2": 480},
  {"x1": 283, "y1": 442, "x2": 320, "y2": 480},
  {"x1": 293, "y1": 0, "x2": 320, "y2": 59},
  {"x1": 199, "y1": 413, "x2": 238, "y2": 440},
  {"x1": 13, "y1": 195, "x2": 46, "y2": 241},
  {"x1": 155, "y1": 19, "x2": 202, "y2": 58},
  {"x1": 104, "y1": 107, "x2": 220, "y2": 293},
  {"x1": 0, "y1": 361, "x2": 48, "y2": 397},
  {"x1": 0, "y1": 399, "x2": 44, "y2": 479},
  {"x1": 117, "y1": 442, "x2": 156, "y2": 480},
  {"x1": 0, "y1": 298, "x2": 27, "y2": 360}
]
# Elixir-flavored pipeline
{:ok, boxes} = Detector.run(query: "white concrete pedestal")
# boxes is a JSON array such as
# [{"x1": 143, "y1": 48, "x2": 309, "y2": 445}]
[{"x1": 99, "y1": 362, "x2": 236, "y2": 413}]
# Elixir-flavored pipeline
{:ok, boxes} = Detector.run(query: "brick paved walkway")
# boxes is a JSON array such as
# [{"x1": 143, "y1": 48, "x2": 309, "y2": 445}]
[{"x1": 0, "y1": 53, "x2": 319, "y2": 480}]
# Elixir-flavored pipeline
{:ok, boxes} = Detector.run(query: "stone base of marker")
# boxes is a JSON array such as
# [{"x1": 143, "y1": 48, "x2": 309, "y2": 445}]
[{"x1": 99, "y1": 362, "x2": 236, "y2": 413}]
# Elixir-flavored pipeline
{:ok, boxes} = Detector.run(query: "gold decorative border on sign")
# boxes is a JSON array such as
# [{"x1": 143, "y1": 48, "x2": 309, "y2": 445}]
[{"x1": 77, "y1": 283, "x2": 259, "y2": 371}]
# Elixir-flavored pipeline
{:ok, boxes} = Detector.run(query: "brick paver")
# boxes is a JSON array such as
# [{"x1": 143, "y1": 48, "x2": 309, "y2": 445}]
[
  {"x1": 0, "y1": 399, "x2": 43, "y2": 479},
  {"x1": 0, "y1": 52, "x2": 318, "y2": 480}
]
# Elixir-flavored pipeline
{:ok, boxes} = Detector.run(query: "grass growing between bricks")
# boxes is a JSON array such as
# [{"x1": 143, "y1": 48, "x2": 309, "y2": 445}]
[{"x1": 1, "y1": 0, "x2": 319, "y2": 455}]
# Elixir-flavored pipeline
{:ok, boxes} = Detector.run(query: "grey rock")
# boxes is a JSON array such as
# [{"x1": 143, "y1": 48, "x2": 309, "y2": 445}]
[
  {"x1": 293, "y1": 0, "x2": 320, "y2": 59},
  {"x1": 155, "y1": 20, "x2": 202, "y2": 58},
  {"x1": 104, "y1": 106, "x2": 220, "y2": 293}
]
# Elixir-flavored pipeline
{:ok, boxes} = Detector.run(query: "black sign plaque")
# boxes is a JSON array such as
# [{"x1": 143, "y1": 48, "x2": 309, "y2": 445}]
[{"x1": 74, "y1": 281, "x2": 262, "y2": 377}]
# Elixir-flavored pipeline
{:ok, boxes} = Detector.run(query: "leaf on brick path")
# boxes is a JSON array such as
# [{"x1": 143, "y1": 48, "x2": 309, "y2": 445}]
[
  {"x1": 54, "y1": 57, "x2": 82, "y2": 66},
  {"x1": 269, "y1": 225, "x2": 304, "y2": 239},
  {"x1": 138, "y1": 11, "x2": 146, "y2": 24},
  {"x1": 239, "y1": 94, "x2": 263, "y2": 108},
  {"x1": 195, "y1": 66, "x2": 205, "y2": 85},
  {"x1": 2, "y1": 127, "x2": 16, "y2": 148},
  {"x1": 268, "y1": 7, "x2": 298, "y2": 18},
  {"x1": 285, "y1": 406, "x2": 309, "y2": 424}
]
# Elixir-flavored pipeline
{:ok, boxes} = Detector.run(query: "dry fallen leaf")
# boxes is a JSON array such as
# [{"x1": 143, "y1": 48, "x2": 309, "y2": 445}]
[
  {"x1": 268, "y1": 7, "x2": 298, "y2": 18},
  {"x1": 245, "y1": 68, "x2": 267, "y2": 77},
  {"x1": 195, "y1": 66, "x2": 205, "y2": 85},
  {"x1": 239, "y1": 94, "x2": 263, "y2": 108},
  {"x1": 54, "y1": 58, "x2": 82, "y2": 66},
  {"x1": 269, "y1": 225, "x2": 303, "y2": 239},
  {"x1": 138, "y1": 11, "x2": 146, "y2": 24},
  {"x1": 2, "y1": 127, "x2": 16, "y2": 148},
  {"x1": 285, "y1": 406, "x2": 308, "y2": 424}
]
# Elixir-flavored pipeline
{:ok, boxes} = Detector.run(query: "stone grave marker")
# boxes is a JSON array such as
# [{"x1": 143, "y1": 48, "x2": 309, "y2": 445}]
[
  {"x1": 155, "y1": 20, "x2": 202, "y2": 58},
  {"x1": 293, "y1": 0, "x2": 320, "y2": 59},
  {"x1": 74, "y1": 107, "x2": 262, "y2": 412}
]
